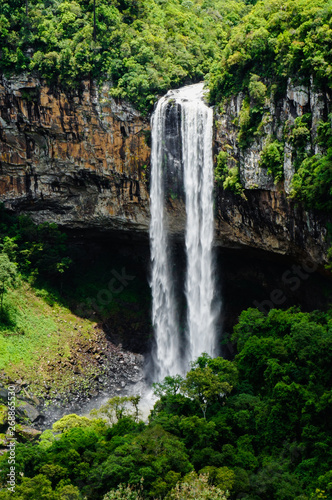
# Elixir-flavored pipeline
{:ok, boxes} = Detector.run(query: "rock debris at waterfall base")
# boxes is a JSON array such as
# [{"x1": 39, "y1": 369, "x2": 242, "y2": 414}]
[{"x1": 0, "y1": 326, "x2": 145, "y2": 432}]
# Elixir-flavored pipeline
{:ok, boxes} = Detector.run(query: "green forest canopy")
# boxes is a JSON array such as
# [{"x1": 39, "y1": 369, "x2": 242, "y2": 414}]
[
  {"x1": 0, "y1": 307, "x2": 331, "y2": 499},
  {"x1": 2, "y1": 0, "x2": 332, "y2": 111},
  {"x1": 0, "y1": 0, "x2": 250, "y2": 111},
  {"x1": 208, "y1": 0, "x2": 332, "y2": 102}
]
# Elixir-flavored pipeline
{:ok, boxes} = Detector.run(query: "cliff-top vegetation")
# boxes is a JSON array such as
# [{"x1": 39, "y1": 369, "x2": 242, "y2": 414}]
[
  {"x1": 208, "y1": 0, "x2": 332, "y2": 101},
  {"x1": 209, "y1": 0, "x2": 332, "y2": 214},
  {"x1": 0, "y1": 0, "x2": 250, "y2": 111}
]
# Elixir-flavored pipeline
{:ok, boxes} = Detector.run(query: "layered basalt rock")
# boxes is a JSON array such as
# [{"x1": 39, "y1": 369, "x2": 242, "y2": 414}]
[
  {"x1": 214, "y1": 78, "x2": 331, "y2": 267},
  {"x1": 0, "y1": 73, "x2": 330, "y2": 268},
  {"x1": 0, "y1": 74, "x2": 150, "y2": 233}
]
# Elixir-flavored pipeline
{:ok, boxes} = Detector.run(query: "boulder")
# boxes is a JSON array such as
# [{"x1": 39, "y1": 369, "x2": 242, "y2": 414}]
[
  {"x1": 0, "y1": 388, "x2": 9, "y2": 404},
  {"x1": 16, "y1": 425, "x2": 42, "y2": 442},
  {"x1": 16, "y1": 401, "x2": 44, "y2": 422}
]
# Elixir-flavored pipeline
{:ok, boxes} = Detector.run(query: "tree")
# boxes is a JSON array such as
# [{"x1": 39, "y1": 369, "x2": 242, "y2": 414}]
[
  {"x1": 52, "y1": 414, "x2": 99, "y2": 433},
  {"x1": 0, "y1": 252, "x2": 17, "y2": 315},
  {"x1": 55, "y1": 484, "x2": 81, "y2": 500},
  {"x1": 166, "y1": 472, "x2": 229, "y2": 500},
  {"x1": 153, "y1": 375, "x2": 184, "y2": 398},
  {"x1": 0, "y1": 474, "x2": 81, "y2": 499},
  {"x1": 1, "y1": 236, "x2": 18, "y2": 261},
  {"x1": 91, "y1": 424, "x2": 192, "y2": 496},
  {"x1": 181, "y1": 365, "x2": 233, "y2": 419},
  {"x1": 90, "y1": 395, "x2": 141, "y2": 423},
  {"x1": 103, "y1": 483, "x2": 143, "y2": 500},
  {"x1": 0, "y1": 474, "x2": 57, "y2": 499},
  {"x1": 199, "y1": 466, "x2": 235, "y2": 492}
]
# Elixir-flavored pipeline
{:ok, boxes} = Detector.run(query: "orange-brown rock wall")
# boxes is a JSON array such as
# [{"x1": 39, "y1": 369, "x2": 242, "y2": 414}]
[
  {"x1": 0, "y1": 74, "x2": 151, "y2": 232},
  {"x1": 0, "y1": 73, "x2": 330, "y2": 268}
]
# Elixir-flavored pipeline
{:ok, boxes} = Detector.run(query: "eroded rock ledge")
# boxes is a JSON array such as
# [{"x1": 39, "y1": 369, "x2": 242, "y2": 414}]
[
  {"x1": 0, "y1": 74, "x2": 150, "y2": 233},
  {"x1": 0, "y1": 74, "x2": 330, "y2": 267},
  {"x1": 213, "y1": 78, "x2": 331, "y2": 267}
]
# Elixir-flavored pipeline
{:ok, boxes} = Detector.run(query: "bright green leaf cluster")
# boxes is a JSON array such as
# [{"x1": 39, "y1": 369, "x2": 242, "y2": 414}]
[
  {"x1": 259, "y1": 137, "x2": 284, "y2": 183},
  {"x1": 214, "y1": 151, "x2": 244, "y2": 196}
]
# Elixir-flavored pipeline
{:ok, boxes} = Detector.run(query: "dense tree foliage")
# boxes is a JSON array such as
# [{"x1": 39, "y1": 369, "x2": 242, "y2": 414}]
[
  {"x1": 208, "y1": 0, "x2": 332, "y2": 213},
  {"x1": 0, "y1": 204, "x2": 72, "y2": 284},
  {"x1": 0, "y1": 307, "x2": 331, "y2": 499},
  {"x1": 290, "y1": 114, "x2": 332, "y2": 212},
  {"x1": 0, "y1": 0, "x2": 249, "y2": 111},
  {"x1": 208, "y1": 0, "x2": 332, "y2": 102}
]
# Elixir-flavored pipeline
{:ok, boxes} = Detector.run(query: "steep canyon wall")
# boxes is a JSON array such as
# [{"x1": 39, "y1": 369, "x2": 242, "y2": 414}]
[
  {"x1": 0, "y1": 74, "x2": 150, "y2": 233},
  {"x1": 0, "y1": 73, "x2": 329, "y2": 267}
]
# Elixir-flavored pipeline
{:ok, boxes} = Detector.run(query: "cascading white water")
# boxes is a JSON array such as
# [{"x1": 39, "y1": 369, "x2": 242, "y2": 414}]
[
  {"x1": 149, "y1": 94, "x2": 182, "y2": 381},
  {"x1": 150, "y1": 83, "x2": 217, "y2": 380},
  {"x1": 180, "y1": 84, "x2": 217, "y2": 361}
]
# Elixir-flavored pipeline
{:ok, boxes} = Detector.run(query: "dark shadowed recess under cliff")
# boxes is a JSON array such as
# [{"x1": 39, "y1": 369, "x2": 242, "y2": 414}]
[{"x1": 61, "y1": 229, "x2": 332, "y2": 358}]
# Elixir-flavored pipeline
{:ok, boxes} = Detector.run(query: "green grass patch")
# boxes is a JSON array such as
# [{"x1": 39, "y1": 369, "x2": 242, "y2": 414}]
[{"x1": 0, "y1": 280, "x2": 95, "y2": 395}]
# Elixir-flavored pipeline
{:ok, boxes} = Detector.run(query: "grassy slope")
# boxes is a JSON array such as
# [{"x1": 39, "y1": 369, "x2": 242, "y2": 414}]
[
  {"x1": 0, "y1": 247, "x2": 151, "y2": 401},
  {"x1": 0, "y1": 281, "x2": 97, "y2": 398}
]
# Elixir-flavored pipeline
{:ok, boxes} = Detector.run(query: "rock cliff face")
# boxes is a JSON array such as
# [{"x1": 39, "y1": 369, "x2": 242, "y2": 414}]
[
  {"x1": 214, "y1": 78, "x2": 330, "y2": 267},
  {"x1": 0, "y1": 73, "x2": 330, "y2": 267},
  {"x1": 0, "y1": 74, "x2": 150, "y2": 233}
]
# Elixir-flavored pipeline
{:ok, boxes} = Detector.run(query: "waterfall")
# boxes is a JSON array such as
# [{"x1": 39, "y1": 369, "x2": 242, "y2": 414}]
[
  {"x1": 150, "y1": 83, "x2": 217, "y2": 381},
  {"x1": 149, "y1": 94, "x2": 182, "y2": 381},
  {"x1": 181, "y1": 86, "x2": 217, "y2": 362}
]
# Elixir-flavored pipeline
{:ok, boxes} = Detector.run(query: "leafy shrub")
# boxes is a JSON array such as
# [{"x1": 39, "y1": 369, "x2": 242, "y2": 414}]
[
  {"x1": 259, "y1": 138, "x2": 284, "y2": 182},
  {"x1": 236, "y1": 95, "x2": 264, "y2": 148},
  {"x1": 290, "y1": 151, "x2": 332, "y2": 211},
  {"x1": 248, "y1": 74, "x2": 267, "y2": 107},
  {"x1": 214, "y1": 151, "x2": 244, "y2": 195},
  {"x1": 288, "y1": 114, "x2": 312, "y2": 150},
  {"x1": 289, "y1": 114, "x2": 332, "y2": 211}
]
